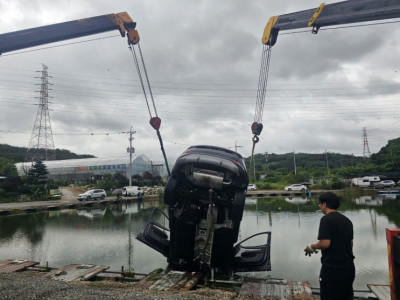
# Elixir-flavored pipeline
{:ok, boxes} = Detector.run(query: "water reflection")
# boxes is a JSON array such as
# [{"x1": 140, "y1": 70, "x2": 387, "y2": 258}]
[
  {"x1": 354, "y1": 195, "x2": 383, "y2": 206},
  {"x1": 0, "y1": 193, "x2": 398, "y2": 291},
  {"x1": 285, "y1": 195, "x2": 309, "y2": 205},
  {"x1": 77, "y1": 208, "x2": 107, "y2": 219}
]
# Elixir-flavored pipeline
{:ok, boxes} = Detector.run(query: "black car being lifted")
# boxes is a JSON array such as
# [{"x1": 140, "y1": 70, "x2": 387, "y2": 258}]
[{"x1": 137, "y1": 145, "x2": 271, "y2": 273}]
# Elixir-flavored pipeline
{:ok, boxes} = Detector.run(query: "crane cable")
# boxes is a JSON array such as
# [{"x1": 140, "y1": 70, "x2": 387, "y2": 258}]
[
  {"x1": 250, "y1": 43, "x2": 273, "y2": 179},
  {"x1": 129, "y1": 43, "x2": 171, "y2": 176}
]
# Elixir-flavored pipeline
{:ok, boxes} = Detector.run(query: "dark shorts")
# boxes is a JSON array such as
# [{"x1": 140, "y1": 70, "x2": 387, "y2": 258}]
[{"x1": 319, "y1": 261, "x2": 355, "y2": 300}]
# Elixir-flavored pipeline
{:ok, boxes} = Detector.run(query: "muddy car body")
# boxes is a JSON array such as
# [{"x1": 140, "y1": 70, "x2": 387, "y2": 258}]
[{"x1": 137, "y1": 145, "x2": 271, "y2": 273}]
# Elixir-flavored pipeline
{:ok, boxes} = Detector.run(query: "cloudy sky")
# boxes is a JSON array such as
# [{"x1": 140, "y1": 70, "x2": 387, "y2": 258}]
[{"x1": 1, "y1": 0, "x2": 400, "y2": 164}]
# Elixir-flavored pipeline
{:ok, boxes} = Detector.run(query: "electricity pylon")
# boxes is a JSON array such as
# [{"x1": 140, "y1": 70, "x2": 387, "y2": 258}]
[
  {"x1": 25, "y1": 64, "x2": 56, "y2": 162},
  {"x1": 362, "y1": 127, "x2": 371, "y2": 159}
]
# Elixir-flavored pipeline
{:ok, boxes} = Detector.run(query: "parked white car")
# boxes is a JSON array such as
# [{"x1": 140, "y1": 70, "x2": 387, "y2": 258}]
[
  {"x1": 284, "y1": 184, "x2": 307, "y2": 191},
  {"x1": 123, "y1": 186, "x2": 143, "y2": 196},
  {"x1": 379, "y1": 180, "x2": 396, "y2": 187},
  {"x1": 77, "y1": 189, "x2": 106, "y2": 201},
  {"x1": 247, "y1": 184, "x2": 257, "y2": 191}
]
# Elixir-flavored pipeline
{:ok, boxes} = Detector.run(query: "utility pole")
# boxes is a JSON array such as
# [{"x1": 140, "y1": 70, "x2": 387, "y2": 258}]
[
  {"x1": 234, "y1": 141, "x2": 243, "y2": 153},
  {"x1": 293, "y1": 150, "x2": 297, "y2": 175},
  {"x1": 126, "y1": 127, "x2": 136, "y2": 186},
  {"x1": 325, "y1": 150, "x2": 330, "y2": 175}
]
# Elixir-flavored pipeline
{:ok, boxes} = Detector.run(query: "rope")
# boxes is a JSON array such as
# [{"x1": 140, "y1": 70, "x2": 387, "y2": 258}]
[
  {"x1": 250, "y1": 44, "x2": 273, "y2": 181},
  {"x1": 129, "y1": 43, "x2": 171, "y2": 177},
  {"x1": 138, "y1": 43, "x2": 158, "y2": 117},
  {"x1": 254, "y1": 44, "x2": 272, "y2": 124},
  {"x1": 129, "y1": 44, "x2": 152, "y2": 118},
  {"x1": 157, "y1": 130, "x2": 171, "y2": 176},
  {"x1": 249, "y1": 139, "x2": 257, "y2": 181}
]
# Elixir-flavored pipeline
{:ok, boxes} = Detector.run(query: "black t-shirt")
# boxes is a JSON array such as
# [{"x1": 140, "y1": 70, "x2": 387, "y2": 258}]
[{"x1": 318, "y1": 211, "x2": 355, "y2": 268}]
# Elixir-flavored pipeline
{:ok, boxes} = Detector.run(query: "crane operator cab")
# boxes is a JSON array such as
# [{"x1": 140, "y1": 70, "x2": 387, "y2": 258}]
[{"x1": 137, "y1": 145, "x2": 271, "y2": 274}]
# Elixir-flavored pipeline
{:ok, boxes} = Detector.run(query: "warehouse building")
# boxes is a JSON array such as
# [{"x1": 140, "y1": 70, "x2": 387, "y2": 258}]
[{"x1": 15, "y1": 155, "x2": 166, "y2": 182}]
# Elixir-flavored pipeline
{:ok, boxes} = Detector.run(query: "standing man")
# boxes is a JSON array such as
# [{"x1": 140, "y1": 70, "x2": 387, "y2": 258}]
[{"x1": 304, "y1": 192, "x2": 355, "y2": 300}]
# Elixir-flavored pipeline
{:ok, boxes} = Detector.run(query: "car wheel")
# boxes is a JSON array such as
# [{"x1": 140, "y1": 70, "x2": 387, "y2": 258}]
[
  {"x1": 232, "y1": 191, "x2": 246, "y2": 222},
  {"x1": 101, "y1": 195, "x2": 105, "y2": 200},
  {"x1": 288, "y1": 188, "x2": 292, "y2": 191},
  {"x1": 86, "y1": 196, "x2": 91, "y2": 201},
  {"x1": 301, "y1": 188, "x2": 305, "y2": 191}
]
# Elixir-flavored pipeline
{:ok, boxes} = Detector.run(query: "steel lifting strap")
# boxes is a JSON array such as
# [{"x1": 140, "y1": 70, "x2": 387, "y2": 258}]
[
  {"x1": 129, "y1": 43, "x2": 171, "y2": 176},
  {"x1": 250, "y1": 43, "x2": 273, "y2": 178}
]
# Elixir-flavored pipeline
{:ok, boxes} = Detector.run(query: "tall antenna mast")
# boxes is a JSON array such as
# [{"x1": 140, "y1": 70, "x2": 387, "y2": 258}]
[
  {"x1": 25, "y1": 64, "x2": 56, "y2": 162},
  {"x1": 362, "y1": 127, "x2": 371, "y2": 159}
]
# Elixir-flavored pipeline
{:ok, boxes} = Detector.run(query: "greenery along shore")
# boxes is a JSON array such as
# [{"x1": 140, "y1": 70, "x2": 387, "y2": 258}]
[
  {"x1": 0, "y1": 137, "x2": 399, "y2": 201},
  {"x1": 242, "y1": 137, "x2": 400, "y2": 189}
]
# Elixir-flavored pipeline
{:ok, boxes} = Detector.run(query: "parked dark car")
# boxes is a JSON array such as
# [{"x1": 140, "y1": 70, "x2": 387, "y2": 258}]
[
  {"x1": 374, "y1": 180, "x2": 396, "y2": 189},
  {"x1": 373, "y1": 182, "x2": 385, "y2": 189},
  {"x1": 137, "y1": 145, "x2": 271, "y2": 273}
]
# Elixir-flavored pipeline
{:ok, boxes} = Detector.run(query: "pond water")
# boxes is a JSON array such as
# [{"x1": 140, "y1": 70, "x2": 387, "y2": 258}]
[{"x1": 0, "y1": 192, "x2": 398, "y2": 292}]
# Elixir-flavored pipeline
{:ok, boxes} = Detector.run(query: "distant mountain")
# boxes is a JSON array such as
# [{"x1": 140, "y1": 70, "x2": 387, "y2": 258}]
[
  {"x1": 0, "y1": 143, "x2": 95, "y2": 163},
  {"x1": 244, "y1": 137, "x2": 400, "y2": 178},
  {"x1": 245, "y1": 151, "x2": 366, "y2": 173}
]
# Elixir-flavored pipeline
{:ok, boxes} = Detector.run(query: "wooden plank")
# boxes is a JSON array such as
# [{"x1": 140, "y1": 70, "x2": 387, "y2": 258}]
[
  {"x1": 240, "y1": 278, "x2": 314, "y2": 300},
  {"x1": 180, "y1": 272, "x2": 203, "y2": 291},
  {"x1": 0, "y1": 259, "x2": 13, "y2": 267},
  {"x1": 0, "y1": 259, "x2": 39, "y2": 273},
  {"x1": 149, "y1": 270, "x2": 186, "y2": 291},
  {"x1": 169, "y1": 272, "x2": 203, "y2": 291},
  {"x1": 287, "y1": 281, "x2": 314, "y2": 300},
  {"x1": 368, "y1": 284, "x2": 391, "y2": 300},
  {"x1": 137, "y1": 269, "x2": 165, "y2": 288},
  {"x1": 45, "y1": 264, "x2": 109, "y2": 282},
  {"x1": 240, "y1": 280, "x2": 262, "y2": 298},
  {"x1": 261, "y1": 279, "x2": 288, "y2": 299}
]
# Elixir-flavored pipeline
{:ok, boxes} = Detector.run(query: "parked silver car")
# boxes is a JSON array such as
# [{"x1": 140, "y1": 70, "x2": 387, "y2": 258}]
[
  {"x1": 284, "y1": 184, "x2": 307, "y2": 191},
  {"x1": 77, "y1": 189, "x2": 106, "y2": 201},
  {"x1": 379, "y1": 180, "x2": 396, "y2": 187},
  {"x1": 248, "y1": 184, "x2": 257, "y2": 191}
]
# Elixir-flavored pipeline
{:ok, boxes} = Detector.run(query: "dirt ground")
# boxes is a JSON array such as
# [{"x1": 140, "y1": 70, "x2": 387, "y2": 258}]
[{"x1": 60, "y1": 186, "x2": 85, "y2": 201}]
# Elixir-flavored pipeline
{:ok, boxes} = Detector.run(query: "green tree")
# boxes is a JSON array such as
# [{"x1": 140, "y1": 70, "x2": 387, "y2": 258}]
[
  {"x1": 2, "y1": 176, "x2": 23, "y2": 192},
  {"x1": 0, "y1": 157, "x2": 18, "y2": 176},
  {"x1": 27, "y1": 160, "x2": 49, "y2": 184},
  {"x1": 371, "y1": 138, "x2": 400, "y2": 171}
]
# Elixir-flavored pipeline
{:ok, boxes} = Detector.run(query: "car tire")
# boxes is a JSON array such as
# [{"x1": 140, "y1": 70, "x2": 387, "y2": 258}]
[
  {"x1": 86, "y1": 196, "x2": 91, "y2": 201},
  {"x1": 288, "y1": 188, "x2": 292, "y2": 191},
  {"x1": 101, "y1": 195, "x2": 105, "y2": 200},
  {"x1": 232, "y1": 191, "x2": 246, "y2": 222},
  {"x1": 301, "y1": 188, "x2": 305, "y2": 191}
]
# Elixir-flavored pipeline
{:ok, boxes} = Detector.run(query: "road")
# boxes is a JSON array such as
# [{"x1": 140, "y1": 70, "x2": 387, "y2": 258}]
[{"x1": 59, "y1": 186, "x2": 80, "y2": 202}]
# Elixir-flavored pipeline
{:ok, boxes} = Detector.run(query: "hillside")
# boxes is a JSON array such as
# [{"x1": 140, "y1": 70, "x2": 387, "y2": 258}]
[
  {"x1": 245, "y1": 151, "x2": 366, "y2": 178},
  {"x1": 0, "y1": 144, "x2": 95, "y2": 163},
  {"x1": 244, "y1": 137, "x2": 400, "y2": 180},
  {"x1": 1, "y1": 136, "x2": 399, "y2": 179}
]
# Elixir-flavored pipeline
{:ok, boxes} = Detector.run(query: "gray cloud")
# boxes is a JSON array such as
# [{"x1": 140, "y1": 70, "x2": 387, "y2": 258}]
[{"x1": 1, "y1": 0, "x2": 400, "y2": 163}]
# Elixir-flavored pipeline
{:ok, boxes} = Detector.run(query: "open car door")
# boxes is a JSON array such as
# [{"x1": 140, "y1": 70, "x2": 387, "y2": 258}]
[
  {"x1": 233, "y1": 232, "x2": 271, "y2": 272},
  {"x1": 136, "y1": 208, "x2": 170, "y2": 257},
  {"x1": 137, "y1": 208, "x2": 271, "y2": 272}
]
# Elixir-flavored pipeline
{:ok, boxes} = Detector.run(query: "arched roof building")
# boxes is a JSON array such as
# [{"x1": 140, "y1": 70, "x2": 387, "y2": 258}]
[{"x1": 15, "y1": 155, "x2": 165, "y2": 182}]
